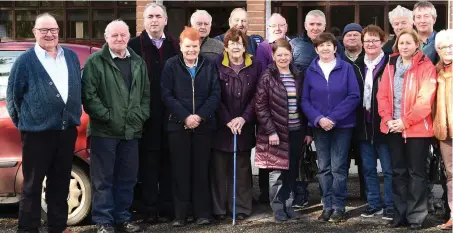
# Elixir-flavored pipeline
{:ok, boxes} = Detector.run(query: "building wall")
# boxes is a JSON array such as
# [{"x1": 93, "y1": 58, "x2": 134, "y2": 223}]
[
  {"x1": 246, "y1": 0, "x2": 266, "y2": 37},
  {"x1": 450, "y1": 0, "x2": 452, "y2": 28}
]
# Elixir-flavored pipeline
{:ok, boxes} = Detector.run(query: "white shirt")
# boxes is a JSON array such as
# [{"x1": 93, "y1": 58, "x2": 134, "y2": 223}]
[
  {"x1": 318, "y1": 59, "x2": 336, "y2": 81},
  {"x1": 34, "y1": 44, "x2": 69, "y2": 103},
  {"x1": 109, "y1": 48, "x2": 131, "y2": 59}
]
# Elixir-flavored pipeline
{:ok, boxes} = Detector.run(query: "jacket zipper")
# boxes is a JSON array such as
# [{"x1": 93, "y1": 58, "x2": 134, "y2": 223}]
[
  {"x1": 387, "y1": 57, "x2": 394, "y2": 135},
  {"x1": 353, "y1": 63, "x2": 368, "y2": 141},
  {"x1": 402, "y1": 72, "x2": 412, "y2": 142}
]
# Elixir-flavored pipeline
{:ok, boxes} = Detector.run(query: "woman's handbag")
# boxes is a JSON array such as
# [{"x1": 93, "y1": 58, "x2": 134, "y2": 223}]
[{"x1": 299, "y1": 143, "x2": 318, "y2": 182}]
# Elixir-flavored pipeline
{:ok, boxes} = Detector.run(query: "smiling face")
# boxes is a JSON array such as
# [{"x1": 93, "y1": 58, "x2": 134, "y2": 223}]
[
  {"x1": 397, "y1": 33, "x2": 419, "y2": 60},
  {"x1": 192, "y1": 14, "x2": 211, "y2": 39},
  {"x1": 105, "y1": 22, "x2": 130, "y2": 55},
  {"x1": 304, "y1": 15, "x2": 326, "y2": 40},
  {"x1": 144, "y1": 6, "x2": 167, "y2": 36},
  {"x1": 33, "y1": 16, "x2": 59, "y2": 52},
  {"x1": 268, "y1": 15, "x2": 287, "y2": 42},
  {"x1": 229, "y1": 10, "x2": 248, "y2": 34},
  {"x1": 391, "y1": 16, "x2": 413, "y2": 36},
  {"x1": 272, "y1": 47, "x2": 292, "y2": 70},
  {"x1": 315, "y1": 41, "x2": 336, "y2": 61},
  {"x1": 437, "y1": 42, "x2": 453, "y2": 63},
  {"x1": 180, "y1": 37, "x2": 200, "y2": 62},
  {"x1": 225, "y1": 37, "x2": 245, "y2": 60},
  {"x1": 414, "y1": 7, "x2": 436, "y2": 35},
  {"x1": 363, "y1": 33, "x2": 383, "y2": 57}
]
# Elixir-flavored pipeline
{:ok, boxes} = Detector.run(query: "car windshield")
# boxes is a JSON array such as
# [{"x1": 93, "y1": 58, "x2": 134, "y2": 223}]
[{"x1": 0, "y1": 51, "x2": 24, "y2": 101}]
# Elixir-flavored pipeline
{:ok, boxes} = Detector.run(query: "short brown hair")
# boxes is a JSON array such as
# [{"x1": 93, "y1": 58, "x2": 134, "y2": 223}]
[
  {"x1": 362, "y1": 25, "x2": 387, "y2": 43},
  {"x1": 392, "y1": 28, "x2": 421, "y2": 53},
  {"x1": 313, "y1": 32, "x2": 337, "y2": 49},
  {"x1": 223, "y1": 27, "x2": 248, "y2": 50},
  {"x1": 179, "y1": 26, "x2": 200, "y2": 42},
  {"x1": 271, "y1": 38, "x2": 292, "y2": 54}
]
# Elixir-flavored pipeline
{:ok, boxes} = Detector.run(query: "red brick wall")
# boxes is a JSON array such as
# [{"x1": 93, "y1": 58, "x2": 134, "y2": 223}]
[
  {"x1": 246, "y1": 0, "x2": 266, "y2": 37},
  {"x1": 136, "y1": 0, "x2": 156, "y2": 36},
  {"x1": 449, "y1": 0, "x2": 452, "y2": 29}
]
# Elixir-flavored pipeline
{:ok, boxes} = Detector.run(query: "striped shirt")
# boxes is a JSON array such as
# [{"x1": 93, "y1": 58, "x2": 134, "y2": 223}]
[{"x1": 281, "y1": 73, "x2": 300, "y2": 131}]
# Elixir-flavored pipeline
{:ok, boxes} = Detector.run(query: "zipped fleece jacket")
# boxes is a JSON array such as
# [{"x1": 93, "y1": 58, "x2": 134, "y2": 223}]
[
  {"x1": 302, "y1": 56, "x2": 360, "y2": 128},
  {"x1": 377, "y1": 52, "x2": 437, "y2": 138},
  {"x1": 82, "y1": 44, "x2": 151, "y2": 140},
  {"x1": 161, "y1": 54, "x2": 221, "y2": 132}
]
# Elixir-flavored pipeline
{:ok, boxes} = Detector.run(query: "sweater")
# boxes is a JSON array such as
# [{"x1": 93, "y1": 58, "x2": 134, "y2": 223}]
[
  {"x1": 6, "y1": 46, "x2": 82, "y2": 132},
  {"x1": 200, "y1": 37, "x2": 224, "y2": 61}
]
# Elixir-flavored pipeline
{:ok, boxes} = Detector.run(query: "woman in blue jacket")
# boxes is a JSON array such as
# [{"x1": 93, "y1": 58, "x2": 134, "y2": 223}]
[{"x1": 302, "y1": 32, "x2": 360, "y2": 223}]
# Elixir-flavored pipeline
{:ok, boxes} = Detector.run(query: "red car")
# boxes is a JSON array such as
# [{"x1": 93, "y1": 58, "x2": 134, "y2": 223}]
[{"x1": 0, "y1": 42, "x2": 100, "y2": 225}]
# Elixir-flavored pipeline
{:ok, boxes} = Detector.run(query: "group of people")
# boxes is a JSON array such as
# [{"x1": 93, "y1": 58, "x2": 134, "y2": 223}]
[{"x1": 5, "y1": 1, "x2": 452, "y2": 233}]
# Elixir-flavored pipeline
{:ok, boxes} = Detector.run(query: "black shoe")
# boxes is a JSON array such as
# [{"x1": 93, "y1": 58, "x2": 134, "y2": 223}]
[
  {"x1": 236, "y1": 213, "x2": 248, "y2": 220},
  {"x1": 386, "y1": 221, "x2": 407, "y2": 228},
  {"x1": 274, "y1": 209, "x2": 289, "y2": 222},
  {"x1": 97, "y1": 224, "x2": 115, "y2": 233},
  {"x1": 408, "y1": 224, "x2": 423, "y2": 230},
  {"x1": 196, "y1": 218, "x2": 211, "y2": 225},
  {"x1": 382, "y1": 208, "x2": 394, "y2": 221},
  {"x1": 360, "y1": 207, "x2": 383, "y2": 218},
  {"x1": 317, "y1": 209, "x2": 333, "y2": 222},
  {"x1": 214, "y1": 214, "x2": 227, "y2": 220},
  {"x1": 171, "y1": 220, "x2": 186, "y2": 227},
  {"x1": 115, "y1": 221, "x2": 141, "y2": 233},
  {"x1": 142, "y1": 215, "x2": 158, "y2": 224},
  {"x1": 329, "y1": 210, "x2": 346, "y2": 223}
]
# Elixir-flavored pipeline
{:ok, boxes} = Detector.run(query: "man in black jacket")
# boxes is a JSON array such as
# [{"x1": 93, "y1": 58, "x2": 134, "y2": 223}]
[{"x1": 128, "y1": 2, "x2": 179, "y2": 224}]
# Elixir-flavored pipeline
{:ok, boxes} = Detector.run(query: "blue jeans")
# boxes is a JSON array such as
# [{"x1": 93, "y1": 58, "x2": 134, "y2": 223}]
[
  {"x1": 360, "y1": 140, "x2": 393, "y2": 209},
  {"x1": 90, "y1": 136, "x2": 139, "y2": 225},
  {"x1": 313, "y1": 128, "x2": 352, "y2": 211}
]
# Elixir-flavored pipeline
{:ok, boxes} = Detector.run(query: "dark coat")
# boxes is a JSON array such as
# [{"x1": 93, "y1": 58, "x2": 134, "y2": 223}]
[
  {"x1": 213, "y1": 52, "x2": 261, "y2": 152},
  {"x1": 254, "y1": 64, "x2": 308, "y2": 170},
  {"x1": 161, "y1": 54, "x2": 221, "y2": 132},
  {"x1": 128, "y1": 30, "x2": 180, "y2": 149}
]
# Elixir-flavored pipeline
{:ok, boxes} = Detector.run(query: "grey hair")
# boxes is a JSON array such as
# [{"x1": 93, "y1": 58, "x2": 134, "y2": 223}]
[
  {"x1": 104, "y1": 19, "x2": 130, "y2": 37},
  {"x1": 143, "y1": 2, "x2": 167, "y2": 18},
  {"x1": 435, "y1": 29, "x2": 453, "y2": 50},
  {"x1": 34, "y1": 13, "x2": 57, "y2": 27},
  {"x1": 190, "y1": 10, "x2": 212, "y2": 26},
  {"x1": 268, "y1": 13, "x2": 286, "y2": 26},
  {"x1": 414, "y1": 0, "x2": 437, "y2": 18},
  {"x1": 305, "y1": 10, "x2": 326, "y2": 23},
  {"x1": 389, "y1": 5, "x2": 413, "y2": 24}
]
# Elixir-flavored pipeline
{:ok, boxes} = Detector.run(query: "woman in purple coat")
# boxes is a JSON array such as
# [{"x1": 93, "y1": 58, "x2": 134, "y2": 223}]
[
  {"x1": 302, "y1": 32, "x2": 360, "y2": 223},
  {"x1": 211, "y1": 28, "x2": 261, "y2": 220}
]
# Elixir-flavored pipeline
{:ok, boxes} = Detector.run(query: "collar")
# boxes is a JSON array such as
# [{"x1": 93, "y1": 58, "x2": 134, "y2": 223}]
[
  {"x1": 424, "y1": 31, "x2": 437, "y2": 45},
  {"x1": 34, "y1": 43, "x2": 64, "y2": 59},
  {"x1": 268, "y1": 36, "x2": 291, "y2": 43},
  {"x1": 109, "y1": 48, "x2": 131, "y2": 59},
  {"x1": 345, "y1": 49, "x2": 362, "y2": 62},
  {"x1": 148, "y1": 32, "x2": 166, "y2": 41},
  {"x1": 221, "y1": 51, "x2": 253, "y2": 68},
  {"x1": 184, "y1": 57, "x2": 198, "y2": 68}
]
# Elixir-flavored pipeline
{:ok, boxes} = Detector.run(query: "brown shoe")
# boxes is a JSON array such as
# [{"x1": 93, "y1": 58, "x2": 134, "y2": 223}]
[{"x1": 62, "y1": 228, "x2": 78, "y2": 233}]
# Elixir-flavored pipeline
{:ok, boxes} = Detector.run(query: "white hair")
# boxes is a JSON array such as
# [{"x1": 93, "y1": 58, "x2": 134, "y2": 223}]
[
  {"x1": 104, "y1": 20, "x2": 130, "y2": 36},
  {"x1": 268, "y1": 13, "x2": 286, "y2": 26},
  {"x1": 305, "y1": 10, "x2": 326, "y2": 23},
  {"x1": 34, "y1": 13, "x2": 57, "y2": 27},
  {"x1": 389, "y1": 5, "x2": 413, "y2": 24},
  {"x1": 414, "y1": 1, "x2": 437, "y2": 18},
  {"x1": 190, "y1": 10, "x2": 212, "y2": 26},
  {"x1": 435, "y1": 29, "x2": 453, "y2": 50},
  {"x1": 143, "y1": 2, "x2": 167, "y2": 18}
]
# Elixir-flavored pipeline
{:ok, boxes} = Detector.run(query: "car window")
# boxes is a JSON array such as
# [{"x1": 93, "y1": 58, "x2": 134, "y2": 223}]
[{"x1": 0, "y1": 51, "x2": 24, "y2": 101}]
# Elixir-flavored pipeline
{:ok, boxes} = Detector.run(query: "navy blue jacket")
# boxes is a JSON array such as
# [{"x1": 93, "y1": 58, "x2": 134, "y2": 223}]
[
  {"x1": 6, "y1": 47, "x2": 82, "y2": 132},
  {"x1": 302, "y1": 56, "x2": 360, "y2": 128}
]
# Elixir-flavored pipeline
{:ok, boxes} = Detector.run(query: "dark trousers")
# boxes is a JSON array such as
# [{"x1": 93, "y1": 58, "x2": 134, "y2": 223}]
[
  {"x1": 138, "y1": 140, "x2": 173, "y2": 218},
  {"x1": 387, "y1": 133, "x2": 430, "y2": 225},
  {"x1": 90, "y1": 137, "x2": 139, "y2": 225},
  {"x1": 269, "y1": 130, "x2": 303, "y2": 212},
  {"x1": 18, "y1": 127, "x2": 77, "y2": 233},
  {"x1": 259, "y1": 169, "x2": 270, "y2": 201},
  {"x1": 211, "y1": 150, "x2": 252, "y2": 216},
  {"x1": 168, "y1": 130, "x2": 212, "y2": 220}
]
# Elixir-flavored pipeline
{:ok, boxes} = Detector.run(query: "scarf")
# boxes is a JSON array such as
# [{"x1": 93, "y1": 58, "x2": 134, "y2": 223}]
[{"x1": 363, "y1": 51, "x2": 385, "y2": 111}]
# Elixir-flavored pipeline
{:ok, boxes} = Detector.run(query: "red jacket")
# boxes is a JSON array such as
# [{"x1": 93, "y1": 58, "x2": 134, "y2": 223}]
[{"x1": 377, "y1": 52, "x2": 437, "y2": 138}]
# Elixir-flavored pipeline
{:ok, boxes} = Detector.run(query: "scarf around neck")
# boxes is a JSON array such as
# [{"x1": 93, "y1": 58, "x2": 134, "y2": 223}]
[{"x1": 363, "y1": 51, "x2": 385, "y2": 110}]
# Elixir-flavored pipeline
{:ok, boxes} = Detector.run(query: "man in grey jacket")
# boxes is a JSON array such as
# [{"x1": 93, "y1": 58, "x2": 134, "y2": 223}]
[{"x1": 190, "y1": 10, "x2": 224, "y2": 60}]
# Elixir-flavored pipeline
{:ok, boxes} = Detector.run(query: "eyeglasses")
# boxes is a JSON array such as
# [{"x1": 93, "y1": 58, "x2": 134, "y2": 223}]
[
  {"x1": 34, "y1": 28, "x2": 59, "y2": 34},
  {"x1": 269, "y1": 24, "x2": 286, "y2": 29},
  {"x1": 228, "y1": 42, "x2": 243, "y2": 48},
  {"x1": 439, "y1": 44, "x2": 453, "y2": 51},
  {"x1": 363, "y1": 40, "x2": 381, "y2": 45}
]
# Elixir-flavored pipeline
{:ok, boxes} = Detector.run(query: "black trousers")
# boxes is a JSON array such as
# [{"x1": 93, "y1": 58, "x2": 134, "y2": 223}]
[
  {"x1": 18, "y1": 127, "x2": 77, "y2": 233},
  {"x1": 138, "y1": 124, "x2": 173, "y2": 218},
  {"x1": 168, "y1": 130, "x2": 212, "y2": 220},
  {"x1": 387, "y1": 133, "x2": 430, "y2": 225}
]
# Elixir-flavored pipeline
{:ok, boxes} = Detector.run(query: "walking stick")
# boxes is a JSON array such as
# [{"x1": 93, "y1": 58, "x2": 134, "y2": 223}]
[{"x1": 232, "y1": 133, "x2": 237, "y2": 225}]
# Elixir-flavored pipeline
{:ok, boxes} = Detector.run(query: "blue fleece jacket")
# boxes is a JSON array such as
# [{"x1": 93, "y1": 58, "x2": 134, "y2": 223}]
[
  {"x1": 6, "y1": 47, "x2": 82, "y2": 132},
  {"x1": 302, "y1": 56, "x2": 360, "y2": 128}
]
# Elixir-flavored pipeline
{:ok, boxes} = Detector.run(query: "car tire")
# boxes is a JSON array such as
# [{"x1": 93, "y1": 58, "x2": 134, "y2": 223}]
[{"x1": 41, "y1": 163, "x2": 92, "y2": 226}]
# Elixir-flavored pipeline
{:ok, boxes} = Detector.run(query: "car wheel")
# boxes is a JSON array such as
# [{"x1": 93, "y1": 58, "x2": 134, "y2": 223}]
[{"x1": 41, "y1": 163, "x2": 91, "y2": 226}]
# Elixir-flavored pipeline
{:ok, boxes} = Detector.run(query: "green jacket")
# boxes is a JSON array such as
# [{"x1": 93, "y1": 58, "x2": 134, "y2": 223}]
[{"x1": 82, "y1": 44, "x2": 150, "y2": 140}]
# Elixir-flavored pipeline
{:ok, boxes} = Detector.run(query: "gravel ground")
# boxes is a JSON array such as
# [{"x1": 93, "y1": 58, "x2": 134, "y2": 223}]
[{"x1": 0, "y1": 176, "x2": 447, "y2": 233}]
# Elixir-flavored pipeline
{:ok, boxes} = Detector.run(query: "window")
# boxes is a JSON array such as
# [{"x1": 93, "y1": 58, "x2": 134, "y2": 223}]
[
  {"x1": 16, "y1": 10, "x2": 38, "y2": 39},
  {"x1": 0, "y1": 11, "x2": 13, "y2": 39},
  {"x1": 119, "y1": 8, "x2": 136, "y2": 36},
  {"x1": 330, "y1": 6, "x2": 355, "y2": 37},
  {"x1": 360, "y1": 6, "x2": 385, "y2": 30},
  {"x1": 0, "y1": 51, "x2": 24, "y2": 101},
  {"x1": 67, "y1": 10, "x2": 89, "y2": 39},
  {"x1": 92, "y1": 9, "x2": 114, "y2": 39},
  {"x1": 280, "y1": 7, "x2": 298, "y2": 38}
]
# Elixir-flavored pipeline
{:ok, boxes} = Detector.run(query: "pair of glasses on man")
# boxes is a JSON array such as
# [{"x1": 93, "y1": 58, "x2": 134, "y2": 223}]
[{"x1": 34, "y1": 28, "x2": 59, "y2": 34}]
